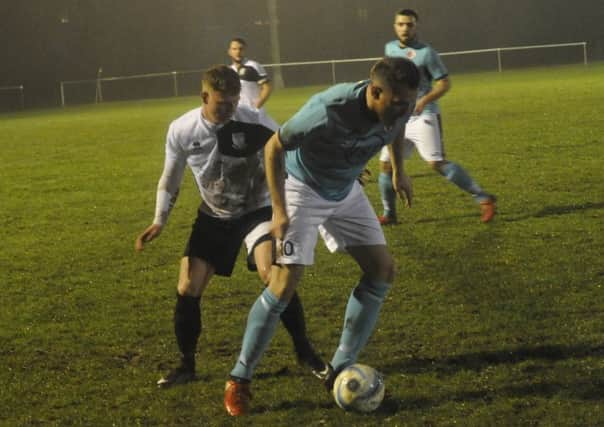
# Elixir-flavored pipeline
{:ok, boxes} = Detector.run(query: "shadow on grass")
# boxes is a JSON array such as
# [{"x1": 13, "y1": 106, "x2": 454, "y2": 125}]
[
  {"x1": 403, "y1": 200, "x2": 604, "y2": 224},
  {"x1": 381, "y1": 343, "x2": 604, "y2": 377},
  {"x1": 377, "y1": 378, "x2": 604, "y2": 413},
  {"x1": 253, "y1": 399, "x2": 333, "y2": 414},
  {"x1": 505, "y1": 201, "x2": 604, "y2": 222},
  {"x1": 247, "y1": 344, "x2": 604, "y2": 415}
]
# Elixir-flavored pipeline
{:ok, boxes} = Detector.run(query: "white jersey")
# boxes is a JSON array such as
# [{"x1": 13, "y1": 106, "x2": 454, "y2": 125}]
[
  {"x1": 230, "y1": 59, "x2": 269, "y2": 109},
  {"x1": 153, "y1": 105, "x2": 278, "y2": 225}
]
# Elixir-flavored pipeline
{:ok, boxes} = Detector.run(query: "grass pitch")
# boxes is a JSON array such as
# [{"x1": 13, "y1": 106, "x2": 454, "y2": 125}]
[{"x1": 1, "y1": 63, "x2": 603, "y2": 426}]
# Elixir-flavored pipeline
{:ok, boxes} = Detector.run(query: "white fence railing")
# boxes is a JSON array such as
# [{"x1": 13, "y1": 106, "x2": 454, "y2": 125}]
[
  {"x1": 59, "y1": 41, "x2": 588, "y2": 107},
  {"x1": 0, "y1": 85, "x2": 25, "y2": 110}
]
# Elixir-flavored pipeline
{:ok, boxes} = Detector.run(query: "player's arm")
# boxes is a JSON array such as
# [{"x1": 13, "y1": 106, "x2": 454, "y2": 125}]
[
  {"x1": 415, "y1": 76, "x2": 450, "y2": 114},
  {"x1": 135, "y1": 127, "x2": 187, "y2": 251},
  {"x1": 256, "y1": 80, "x2": 273, "y2": 109},
  {"x1": 388, "y1": 128, "x2": 413, "y2": 207},
  {"x1": 264, "y1": 131, "x2": 288, "y2": 240},
  {"x1": 416, "y1": 48, "x2": 451, "y2": 114}
]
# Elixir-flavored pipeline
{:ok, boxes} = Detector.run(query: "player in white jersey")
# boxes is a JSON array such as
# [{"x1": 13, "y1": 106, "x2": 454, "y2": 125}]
[
  {"x1": 228, "y1": 37, "x2": 272, "y2": 111},
  {"x1": 135, "y1": 65, "x2": 324, "y2": 389},
  {"x1": 378, "y1": 9, "x2": 496, "y2": 224}
]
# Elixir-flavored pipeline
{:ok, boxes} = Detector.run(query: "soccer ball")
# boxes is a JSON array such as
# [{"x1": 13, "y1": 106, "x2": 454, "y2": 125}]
[{"x1": 332, "y1": 363, "x2": 385, "y2": 412}]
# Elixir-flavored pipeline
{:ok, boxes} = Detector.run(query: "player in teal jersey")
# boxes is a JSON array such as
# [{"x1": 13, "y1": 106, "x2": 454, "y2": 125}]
[
  {"x1": 378, "y1": 8, "x2": 496, "y2": 224},
  {"x1": 224, "y1": 57, "x2": 420, "y2": 416}
]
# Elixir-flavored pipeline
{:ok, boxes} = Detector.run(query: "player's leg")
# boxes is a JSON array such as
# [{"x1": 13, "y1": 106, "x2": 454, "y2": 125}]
[
  {"x1": 225, "y1": 263, "x2": 304, "y2": 416},
  {"x1": 320, "y1": 184, "x2": 394, "y2": 377},
  {"x1": 225, "y1": 176, "x2": 328, "y2": 415},
  {"x1": 157, "y1": 255, "x2": 214, "y2": 388},
  {"x1": 330, "y1": 245, "x2": 393, "y2": 372},
  {"x1": 160, "y1": 210, "x2": 245, "y2": 388},
  {"x1": 416, "y1": 113, "x2": 497, "y2": 222},
  {"x1": 247, "y1": 227, "x2": 326, "y2": 375},
  {"x1": 377, "y1": 146, "x2": 397, "y2": 225}
]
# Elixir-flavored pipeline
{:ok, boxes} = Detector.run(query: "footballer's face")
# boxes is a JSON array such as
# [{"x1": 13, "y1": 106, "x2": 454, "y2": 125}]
[
  {"x1": 228, "y1": 41, "x2": 245, "y2": 64},
  {"x1": 369, "y1": 80, "x2": 417, "y2": 128},
  {"x1": 201, "y1": 87, "x2": 239, "y2": 124},
  {"x1": 394, "y1": 14, "x2": 417, "y2": 46}
]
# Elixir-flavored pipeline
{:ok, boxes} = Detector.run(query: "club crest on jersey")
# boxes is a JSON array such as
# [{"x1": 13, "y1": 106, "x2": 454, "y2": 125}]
[
  {"x1": 190, "y1": 140, "x2": 203, "y2": 154},
  {"x1": 231, "y1": 132, "x2": 247, "y2": 151},
  {"x1": 406, "y1": 49, "x2": 417, "y2": 59}
]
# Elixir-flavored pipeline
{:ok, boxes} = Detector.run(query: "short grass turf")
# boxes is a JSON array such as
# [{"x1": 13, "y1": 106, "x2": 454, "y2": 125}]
[{"x1": 1, "y1": 63, "x2": 603, "y2": 426}]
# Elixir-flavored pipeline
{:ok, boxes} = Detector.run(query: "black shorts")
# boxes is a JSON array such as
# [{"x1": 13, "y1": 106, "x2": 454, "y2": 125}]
[{"x1": 183, "y1": 205, "x2": 272, "y2": 277}]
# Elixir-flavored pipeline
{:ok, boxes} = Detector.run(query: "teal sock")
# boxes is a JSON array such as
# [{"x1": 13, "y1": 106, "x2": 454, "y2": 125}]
[
  {"x1": 441, "y1": 161, "x2": 487, "y2": 202},
  {"x1": 330, "y1": 278, "x2": 390, "y2": 372},
  {"x1": 378, "y1": 172, "x2": 396, "y2": 218},
  {"x1": 230, "y1": 288, "x2": 289, "y2": 380}
]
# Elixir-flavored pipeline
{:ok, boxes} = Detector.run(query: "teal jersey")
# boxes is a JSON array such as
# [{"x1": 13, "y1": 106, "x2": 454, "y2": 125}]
[
  {"x1": 279, "y1": 81, "x2": 410, "y2": 201},
  {"x1": 384, "y1": 39, "x2": 448, "y2": 114}
]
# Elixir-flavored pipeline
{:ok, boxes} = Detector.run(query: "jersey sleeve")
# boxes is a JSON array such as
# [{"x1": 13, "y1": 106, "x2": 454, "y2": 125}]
[
  {"x1": 427, "y1": 47, "x2": 448, "y2": 81},
  {"x1": 278, "y1": 100, "x2": 327, "y2": 150},
  {"x1": 247, "y1": 60, "x2": 270, "y2": 84},
  {"x1": 384, "y1": 41, "x2": 393, "y2": 56},
  {"x1": 153, "y1": 123, "x2": 187, "y2": 225},
  {"x1": 255, "y1": 62, "x2": 270, "y2": 84}
]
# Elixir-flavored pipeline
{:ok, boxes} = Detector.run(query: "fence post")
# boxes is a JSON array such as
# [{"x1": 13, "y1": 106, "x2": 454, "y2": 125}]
[
  {"x1": 331, "y1": 61, "x2": 336, "y2": 84},
  {"x1": 19, "y1": 85, "x2": 24, "y2": 109},
  {"x1": 60, "y1": 82, "x2": 65, "y2": 107},
  {"x1": 583, "y1": 42, "x2": 588, "y2": 65},
  {"x1": 172, "y1": 71, "x2": 179, "y2": 97},
  {"x1": 497, "y1": 49, "x2": 502, "y2": 72}
]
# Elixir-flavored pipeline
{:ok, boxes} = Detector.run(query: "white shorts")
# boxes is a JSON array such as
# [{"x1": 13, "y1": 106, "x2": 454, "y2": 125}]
[
  {"x1": 379, "y1": 112, "x2": 444, "y2": 163},
  {"x1": 244, "y1": 221, "x2": 271, "y2": 256},
  {"x1": 277, "y1": 176, "x2": 386, "y2": 265}
]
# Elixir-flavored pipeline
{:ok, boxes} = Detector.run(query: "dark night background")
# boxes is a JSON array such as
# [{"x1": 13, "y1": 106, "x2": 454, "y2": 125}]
[{"x1": 2, "y1": 0, "x2": 603, "y2": 108}]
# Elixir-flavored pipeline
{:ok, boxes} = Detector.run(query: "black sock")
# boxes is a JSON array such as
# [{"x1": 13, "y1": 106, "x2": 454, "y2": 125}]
[
  {"x1": 280, "y1": 291, "x2": 308, "y2": 349},
  {"x1": 174, "y1": 293, "x2": 201, "y2": 370}
]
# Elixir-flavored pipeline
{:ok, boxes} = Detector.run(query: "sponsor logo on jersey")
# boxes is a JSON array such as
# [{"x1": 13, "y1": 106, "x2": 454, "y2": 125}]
[
  {"x1": 406, "y1": 49, "x2": 417, "y2": 60},
  {"x1": 190, "y1": 140, "x2": 203, "y2": 154},
  {"x1": 231, "y1": 132, "x2": 246, "y2": 150}
]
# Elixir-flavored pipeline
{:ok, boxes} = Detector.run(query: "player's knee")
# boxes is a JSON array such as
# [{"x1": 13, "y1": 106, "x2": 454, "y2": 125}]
[
  {"x1": 359, "y1": 275, "x2": 392, "y2": 300},
  {"x1": 177, "y1": 262, "x2": 211, "y2": 297},
  {"x1": 177, "y1": 278, "x2": 202, "y2": 297},
  {"x1": 373, "y1": 253, "x2": 396, "y2": 283},
  {"x1": 379, "y1": 161, "x2": 392, "y2": 173},
  {"x1": 257, "y1": 266, "x2": 271, "y2": 285},
  {"x1": 430, "y1": 160, "x2": 447, "y2": 173}
]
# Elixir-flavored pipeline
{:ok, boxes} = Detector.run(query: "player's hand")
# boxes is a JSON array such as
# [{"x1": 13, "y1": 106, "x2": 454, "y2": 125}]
[
  {"x1": 271, "y1": 212, "x2": 290, "y2": 255},
  {"x1": 393, "y1": 172, "x2": 413, "y2": 208},
  {"x1": 357, "y1": 168, "x2": 372, "y2": 186},
  {"x1": 414, "y1": 99, "x2": 426, "y2": 115},
  {"x1": 135, "y1": 224, "x2": 163, "y2": 252}
]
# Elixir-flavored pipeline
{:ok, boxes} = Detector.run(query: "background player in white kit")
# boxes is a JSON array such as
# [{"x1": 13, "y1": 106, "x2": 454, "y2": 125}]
[
  {"x1": 135, "y1": 65, "x2": 323, "y2": 388},
  {"x1": 227, "y1": 37, "x2": 272, "y2": 111},
  {"x1": 378, "y1": 8, "x2": 497, "y2": 224}
]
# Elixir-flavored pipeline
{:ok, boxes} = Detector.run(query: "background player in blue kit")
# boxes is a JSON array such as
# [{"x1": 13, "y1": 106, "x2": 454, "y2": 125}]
[
  {"x1": 224, "y1": 57, "x2": 420, "y2": 416},
  {"x1": 378, "y1": 8, "x2": 497, "y2": 224}
]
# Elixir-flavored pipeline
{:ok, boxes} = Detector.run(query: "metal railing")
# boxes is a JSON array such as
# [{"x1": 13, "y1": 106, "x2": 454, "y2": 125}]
[
  {"x1": 59, "y1": 41, "x2": 588, "y2": 107},
  {"x1": 0, "y1": 85, "x2": 25, "y2": 109}
]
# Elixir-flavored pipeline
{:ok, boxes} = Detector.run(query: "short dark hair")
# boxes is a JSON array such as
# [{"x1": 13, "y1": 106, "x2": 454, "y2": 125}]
[
  {"x1": 370, "y1": 57, "x2": 420, "y2": 90},
  {"x1": 228, "y1": 37, "x2": 247, "y2": 47},
  {"x1": 396, "y1": 8, "x2": 419, "y2": 21},
  {"x1": 201, "y1": 65, "x2": 241, "y2": 95}
]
